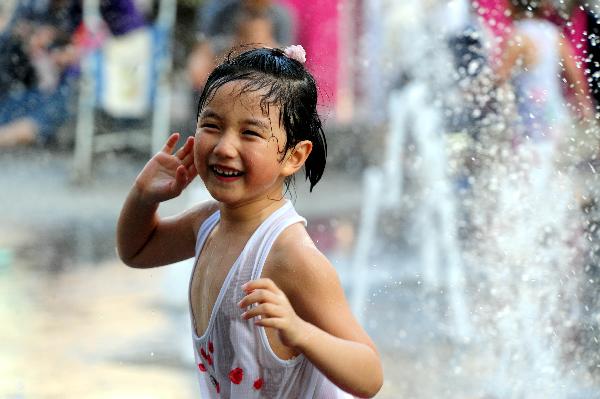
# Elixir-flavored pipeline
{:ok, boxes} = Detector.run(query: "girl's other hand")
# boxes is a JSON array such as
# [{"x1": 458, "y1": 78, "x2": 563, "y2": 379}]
[
  {"x1": 134, "y1": 132, "x2": 197, "y2": 204},
  {"x1": 239, "y1": 278, "x2": 309, "y2": 349}
]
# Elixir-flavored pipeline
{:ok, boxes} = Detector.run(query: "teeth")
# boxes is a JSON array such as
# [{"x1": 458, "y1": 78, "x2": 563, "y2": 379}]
[{"x1": 213, "y1": 166, "x2": 242, "y2": 177}]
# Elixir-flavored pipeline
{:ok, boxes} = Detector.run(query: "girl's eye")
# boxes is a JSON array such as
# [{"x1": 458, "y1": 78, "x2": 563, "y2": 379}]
[
  {"x1": 243, "y1": 130, "x2": 262, "y2": 138},
  {"x1": 200, "y1": 123, "x2": 219, "y2": 130}
]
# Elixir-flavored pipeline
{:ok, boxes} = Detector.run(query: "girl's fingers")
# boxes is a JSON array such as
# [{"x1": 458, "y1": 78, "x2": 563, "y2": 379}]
[
  {"x1": 186, "y1": 161, "x2": 197, "y2": 174},
  {"x1": 171, "y1": 165, "x2": 188, "y2": 191},
  {"x1": 175, "y1": 136, "x2": 195, "y2": 160},
  {"x1": 242, "y1": 303, "x2": 281, "y2": 320},
  {"x1": 242, "y1": 278, "x2": 281, "y2": 294},
  {"x1": 254, "y1": 317, "x2": 283, "y2": 329},
  {"x1": 161, "y1": 132, "x2": 180, "y2": 154},
  {"x1": 186, "y1": 163, "x2": 198, "y2": 181},
  {"x1": 238, "y1": 289, "x2": 279, "y2": 308},
  {"x1": 181, "y1": 146, "x2": 195, "y2": 166}
]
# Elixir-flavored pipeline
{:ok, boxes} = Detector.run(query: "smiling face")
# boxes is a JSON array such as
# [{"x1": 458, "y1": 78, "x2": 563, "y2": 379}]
[{"x1": 194, "y1": 80, "x2": 291, "y2": 208}]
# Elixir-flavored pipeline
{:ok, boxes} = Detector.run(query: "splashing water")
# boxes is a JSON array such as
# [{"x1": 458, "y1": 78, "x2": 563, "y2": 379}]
[{"x1": 352, "y1": 0, "x2": 600, "y2": 397}]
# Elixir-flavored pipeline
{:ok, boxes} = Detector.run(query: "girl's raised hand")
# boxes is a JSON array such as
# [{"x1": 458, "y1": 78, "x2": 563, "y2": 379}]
[
  {"x1": 134, "y1": 132, "x2": 197, "y2": 204},
  {"x1": 239, "y1": 278, "x2": 309, "y2": 349}
]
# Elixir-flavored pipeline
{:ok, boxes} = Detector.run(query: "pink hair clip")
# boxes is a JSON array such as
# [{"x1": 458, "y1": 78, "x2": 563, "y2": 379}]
[{"x1": 283, "y1": 45, "x2": 306, "y2": 64}]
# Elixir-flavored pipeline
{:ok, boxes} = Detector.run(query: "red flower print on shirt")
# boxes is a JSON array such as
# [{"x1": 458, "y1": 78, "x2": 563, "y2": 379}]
[
  {"x1": 229, "y1": 367, "x2": 244, "y2": 384},
  {"x1": 200, "y1": 347, "x2": 213, "y2": 365},
  {"x1": 198, "y1": 342, "x2": 220, "y2": 393},
  {"x1": 209, "y1": 375, "x2": 220, "y2": 393},
  {"x1": 253, "y1": 378, "x2": 263, "y2": 390}
]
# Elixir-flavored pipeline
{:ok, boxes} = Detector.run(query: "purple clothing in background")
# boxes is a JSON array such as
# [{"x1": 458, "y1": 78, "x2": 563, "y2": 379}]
[
  {"x1": 13, "y1": 0, "x2": 146, "y2": 37},
  {"x1": 99, "y1": 0, "x2": 146, "y2": 36},
  {"x1": 0, "y1": 0, "x2": 147, "y2": 144}
]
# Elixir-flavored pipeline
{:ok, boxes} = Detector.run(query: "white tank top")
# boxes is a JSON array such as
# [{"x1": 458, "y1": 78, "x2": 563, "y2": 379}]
[{"x1": 189, "y1": 201, "x2": 354, "y2": 399}]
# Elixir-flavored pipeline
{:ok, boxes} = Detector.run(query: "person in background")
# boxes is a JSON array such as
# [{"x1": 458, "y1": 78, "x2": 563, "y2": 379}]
[
  {"x1": 188, "y1": 0, "x2": 295, "y2": 90},
  {"x1": 197, "y1": 0, "x2": 295, "y2": 48},
  {"x1": 0, "y1": 1, "x2": 78, "y2": 148},
  {"x1": 0, "y1": 0, "x2": 146, "y2": 148},
  {"x1": 185, "y1": 0, "x2": 291, "y2": 136},
  {"x1": 496, "y1": 0, "x2": 592, "y2": 146},
  {"x1": 233, "y1": 7, "x2": 280, "y2": 48}
]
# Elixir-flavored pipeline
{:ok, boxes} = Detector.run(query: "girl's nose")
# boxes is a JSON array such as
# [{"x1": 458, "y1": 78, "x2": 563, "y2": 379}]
[{"x1": 212, "y1": 132, "x2": 238, "y2": 158}]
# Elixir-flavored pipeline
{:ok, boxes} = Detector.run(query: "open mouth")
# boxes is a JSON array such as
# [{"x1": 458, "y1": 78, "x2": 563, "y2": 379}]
[{"x1": 211, "y1": 165, "x2": 244, "y2": 178}]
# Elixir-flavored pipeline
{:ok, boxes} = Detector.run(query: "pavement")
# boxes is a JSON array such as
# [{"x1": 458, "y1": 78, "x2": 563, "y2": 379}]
[
  {"x1": 0, "y1": 146, "x2": 476, "y2": 399},
  {"x1": 0, "y1": 147, "x2": 365, "y2": 227},
  {"x1": 0, "y1": 146, "x2": 385, "y2": 399},
  {"x1": 4, "y1": 146, "x2": 600, "y2": 399}
]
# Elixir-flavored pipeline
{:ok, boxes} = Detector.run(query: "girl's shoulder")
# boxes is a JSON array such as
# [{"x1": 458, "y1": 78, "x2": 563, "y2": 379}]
[
  {"x1": 185, "y1": 199, "x2": 220, "y2": 238},
  {"x1": 263, "y1": 221, "x2": 337, "y2": 291},
  {"x1": 263, "y1": 220, "x2": 353, "y2": 332},
  {"x1": 270, "y1": 220, "x2": 317, "y2": 261}
]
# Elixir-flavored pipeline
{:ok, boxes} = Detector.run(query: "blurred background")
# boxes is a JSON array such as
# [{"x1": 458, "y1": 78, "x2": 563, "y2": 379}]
[{"x1": 3, "y1": 0, "x2": 600, "y2": 397}]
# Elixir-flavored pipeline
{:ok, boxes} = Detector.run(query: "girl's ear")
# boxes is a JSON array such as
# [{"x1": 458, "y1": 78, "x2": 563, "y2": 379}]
[{"x1": 282, "y1": 140, "x2": 313, "y2": 177}]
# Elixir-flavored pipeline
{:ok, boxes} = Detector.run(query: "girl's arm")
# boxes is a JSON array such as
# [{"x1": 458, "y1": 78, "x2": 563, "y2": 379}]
[
  {"x1": 116, "y1": 133, "x2": 206, "y2": 268},
  {"x1": 239, "y1": 226, "x2": 384, "y2": 398}
]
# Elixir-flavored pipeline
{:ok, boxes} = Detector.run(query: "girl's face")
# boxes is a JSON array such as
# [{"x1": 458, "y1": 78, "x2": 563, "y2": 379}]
[{"x1": 194, "y1": 80, "x2": 291, "y2": 207}]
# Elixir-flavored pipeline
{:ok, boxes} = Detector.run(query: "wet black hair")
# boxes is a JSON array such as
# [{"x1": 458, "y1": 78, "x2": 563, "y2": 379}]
[{"x1": 196, "y1": 47, "x2": 327, "y2": 192}]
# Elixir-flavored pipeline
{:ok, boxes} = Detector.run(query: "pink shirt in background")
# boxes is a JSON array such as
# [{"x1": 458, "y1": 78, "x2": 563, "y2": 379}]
[
  {"x1": 280, "y1": 0, "x2": 339, "y2": 106},
  {"x1": 474, "y1": 0, "x2": 512, "y2": 40},
  {"x1": 475, "y1": 0, "x2": 587, "y2": 62}
]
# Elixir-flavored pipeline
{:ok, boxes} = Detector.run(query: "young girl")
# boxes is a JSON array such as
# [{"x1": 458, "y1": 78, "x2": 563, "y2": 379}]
[{"x1": 116, "y1": 46, "x2": 383, "y2": 398}]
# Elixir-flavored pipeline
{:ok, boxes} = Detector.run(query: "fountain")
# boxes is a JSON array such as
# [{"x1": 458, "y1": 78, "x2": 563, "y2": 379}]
[
  {"x1": 350, "y1": 0, "x2": 472, "y2": 342},
  {"x1": 349, "y1": 0, "x2": 600, "y2": 397}
]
